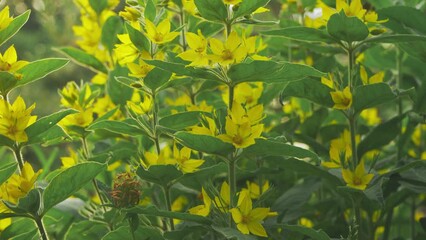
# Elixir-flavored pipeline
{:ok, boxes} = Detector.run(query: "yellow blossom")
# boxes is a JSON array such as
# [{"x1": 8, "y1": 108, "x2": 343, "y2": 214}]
[
  {"x1": 229, "y1": 190, "x2": 272, "y2": 237},
  {"x1": 209, "y1": 31, "x2": 247, "y2": 66},
  {"x1": 189, "y1": 187, "x2": 211, "y2": 217},
  {"x1": 91, "y1": 72, "x2": 108, "y2": 85},
  {"x1": 186, "y1": 101, "x2": 213, "y2": 112},
  {"x1": 182, "y1": 0, "x2": 197, "y2": 15},
  {"x1": 360, "y1": 66, "x2": 384, "y2": 85},
  {"x1": 173, "y1": 144, "x2": 204, "y2": 173},
  {"x1": 178, "y1": 30, "x2": 209, "y2": 66},
  {"x1": 115, "y1": 34, "x2": 141, "y2": 65},
  {"x1": 330, "y1": 86, "x2": 352, "y2": 110},
  {"x1": 360, "y1": 108, "x2": 381, "y2": 126},
  {"x1": 61, "y1": 147, "x2": 79, "y2": 169},
  {"x1": 191, "y1": 116, "x2": 219, "y2": 136},
  {"x1": 218, "y1": 120, "x2": 263, "y2": 148},
  {"x1": 321, "y1": 73, "x2": 335, "y2": 89},
  {"x1": 223, "y1": 83, "x2": 263, "y2": 106},
  {"x1": 0, "y1": 6, "x2": 13, "y2": 31},
  {"x1": 145, "y1": 19, "x2": 180, "y2": 45},
  {"x1": 127, "y1": 58, "x2": 155, "y2": 78},
  {"x1": 141, "y1": 147, "x2": 175, "y2": 169},
  {"x1": 0, "y1": 162, "x2": 42, "y2": 204},
  {"x1": 213, "y1": 181, "x2": 230, "y2": 212},
  {"x1": 0, "y1": 96, "x2": 37, "y2": 142},
  {"x1": 127, "y1": 95, "x2": 153, "y2": 115},
  {"x1": 342, "y1": 160, "x2": 374, "y2": 190},
  {"x1": 0, "y1": 45, "x2": 28, "y2": 72},
  {"x1": 243, "y1": 35, "x2": 269, "y2": 60},
  {"x1": 60, "y1": 109, "x2": 94, "y2": 128},
  {"x1": 243, "y1": 181, "x2": 269, "y2": 199},
  {"x1": 119, "y1": 6, "x2": 141, "y2": 26}
]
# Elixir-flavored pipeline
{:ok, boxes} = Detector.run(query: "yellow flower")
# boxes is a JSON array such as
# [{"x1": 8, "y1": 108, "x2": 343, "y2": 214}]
[
  {"x1": 145, "y1": 19, "x2": 180, "y2": 45},
  {"x1": 178, "y1": 30, "x2": 209, "y2": 67},
  {"x1": 127, "y1": 95, "x2": 153, "y2": 115},
  {"x1": 186, "y1": 101, "x2": 213, "y2": 112},
  {"x1": 189, "y1": 187, "x2": 211, "y2": 217},
  {"x1": 243, "y1": 35, "x2": 269, "y2": 61},
  {"x1": 360, "y1": 66, "x2": 384, "y2": 85},
  {"x1": 61, "y1": 147, "x2": 79, "y2": 169},
  {"x1": 91, "y1": 72, "x2": 108, "y2": 85},
  {"x1": 321, "y1": 73, "x2": 335, "y2": 89},
  {"x1": 127, "y1": 58, "x2": 155, "y2": 78},
  {"x1": 182, "y1": 0, "x2": 197, "y2": 15},
  {"x1": 229, "y1": 191, "x2": 271, "y2": 237},
  {"x1": 119, "y1": 6, "x2": 141, "y2": 26},
  {"x1": 228, "y1": 102, "x2": 264, "y2": 125},
  {"x1": 330, "y1": 86, "x2": 352, "y2": 110},
  {"x1": 191, "y1": 116, "x2": 219, "y2": 136},
  {"x1": 209, "y1": 31, "x2": 247, "y2": 66},
  {"x1": 213, "y1": 181, "x2": 230, "y2": 212},
  {"x1": 360, "y1": 108, "x2": 381, "y2": 126},
  {"x1": 60, "y1": 109, "x2": 94, "y2": 128},
  {"x1": 299, "y1": 217, "x2": 314, "y2": 228},
  {"x1": 342, "y1": 160, "x2": 374, "y2": 190},
  {"x1": 59, "y1": 82, "x2": 94, "y2": 110},
  {"x1": 243, "y1": 181, "x2": 269, "y2": 199},
  {"x1": 322, "y1": 129, "x2": 359, "y2": 169},
  {"x1": 0, "y1": 217, "x2": 11, "y2": 231},
  {"x1": 223, "y1": 83, "x2": 263, "y2": 106},
  {"x1": 115, "y1": 34, "x2": 141, "y2": 65},
  {"x1": 172, "y1": 195, "x2": 189, "y2": 224},
  {"x1": 173, "y1": 144, "x2": 204, "y2": 173},
  {"x1": 0, "y1": 6, "x2": 13, "y2": 31},
  {"x1": 0, "y1": 45, "x2": 29, "y2": 72},
  {"x1": 0, "y1": 96, "x2": 37, "y2": 142},
  {"x1": 321, "y1": 0, "x2": 386, "y2": 24},
  {"x1": 93, "y1": 95, "x2": 121, "y2": 120},
  {"x1": 140, "y1": 147, "x2": 175, "y2": 169},
  {"x1": 0, "y1": 162, "x2": 42, "y2": 204},
  {"x1": 218, "y1": 120, "x2": 263, "y2": 148}
]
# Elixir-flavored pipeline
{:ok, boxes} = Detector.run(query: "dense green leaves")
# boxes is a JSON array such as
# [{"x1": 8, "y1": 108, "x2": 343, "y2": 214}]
[
  {"x1": 280, "y1": 225, "x2": 331, "y2": 240},
  {"x1": 57, "y1": 47, "x2": 108, "y2": 73},
  {"x1": 353, "y1": 83, "x2": 397, "y2": 113},
  {"x1": 0, "y1": 10, "x2": 30, "y2": 46},
  {"x1": 174, "y1": 132, "x2": 234, "y2": 155},
  {"x1": 43, "y1": 162, "x2": 106, "y2": 212},
  {"x1": 136, "y1": 165, "x2": 182, "y2": 186},
  {"x1": 243, "y1": 139, "x2": 319, "y2": 161},
  {"x1": 281, "y1": 78, "x2": 334, "y2": 107},
  {"x1": 144, "y1": 67, "x2": 172, "y2": 91},
  {"x1": 327, "y1": 11, "x2": 369, "y2": 43},
  {"x1": 101, "y1": 16, "x2": 123, "y2": 52},
  {"x1": 194, "y1": 0, "x2": 227, "y2": 22},
  {"x1": 106, "y1": 66, "x2": 133, "y2": 106}
]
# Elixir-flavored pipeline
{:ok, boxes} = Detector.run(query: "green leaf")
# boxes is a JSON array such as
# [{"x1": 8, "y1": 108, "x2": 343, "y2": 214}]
[
  {"x1": 102, "y1": 226, "x2": 164, "y2": 240},
  {"x1": 0, "y1": 71, "x2": 17, "y2": 96},
  {"x1": 16, "y1": 188, "x2": 43, "y2": 216},
  {"x1": 399, "y1": 41, "x2": 426, "y2": 62},
  {"x1": 228, "y1": 61, "x2": 326, "y2": 84},
  {"x1": 233, "y1": 0, "x2": 270, "y2": 19},
  {"x1": 57, "y1": 47, "x2": 107, "y2": 73},
  {"x1": 0, "y1": 10, "x2": 30, "y2": 46},
  {"x1": 174, "y1": 132, "x2": 234, "y2": 155},
  {"x1": 212, "y1": 226, "x2": 257, "y2": 240},
  {"x1": 25, "y1": 109, "x2": 77, "y2": 145},
  {"x1": 27, "y1": 125, "x2": 69, "y2": 146},
  {"x1": 146, "y1": 60, "x2": 223, "y2": 82},
  {"x1": 89, "y1": 0, "x2": 108, "y2": 15},
  {"x1": 327, "y1": 11, "x2": 369, "y2": 43},
  {"x1": 280, "y1": 225, "x2": 331, "y2": 240},
  {"x1": 194, "y1": 0, "x2": 227, "y2": 22},
  {"x1": 136, "y1": 165, "x2": 182, "y2": 186},
  {"x1": 0, "y1": 162, "x2": 17, "y2": 185},
  {"x1": 360, "y1": 34, "x2": 426, "y2": 45},
  {"x1": 262, "y1": 26, "x2": 335, "y2": 43},
  {"x1": 43, "y1": 162, "x2": 106, "y2": 212},
  {"x1": 126, "y1": 23, "x2": 150, "y2": 52},
  {"x1": 65, "y1": 221, "x2": 109, "y2": 240},
  {"x1": 353, "y1": 83, "x2": 397, "y2": 113},
  {"x1": 101, "y1": 16, "x2": 123, "y2": 52},
  {"x1": 87, "y1": 120, "x2": 147, "y2": 136},
  {"x1": 383, "y1": 160, "x2": 426, "y2": 177},
  {"x1": 243, "y1": 139, "x2": 319, "y2": 160},
  {"x1": 106, "y1": 66, "x2": 133, "y2": 106},
  {"x1": 281, "y1": 78, "x2": 334, "y2": 107},
  {"x1": 144, "y1": 0, "x2": 156, "y2": 22},
  {"x1": 357, "y1": 115, "x2": 403, "y2": 158},
  {"x1": 378, "y1": 6, "x2": 426, "y2": 35},
  {"x1": 159, "y1": 111, "x2": 204, "y2": 131},
  {"x1": 126, "y1": 205, "x2": 212, "y2": 225},
  {"x1": 15, "y1": 58, "x2": 69, "y2": 87},
  {"x1": 144, "y1": 67, "x2": 172, "y2": 91}
]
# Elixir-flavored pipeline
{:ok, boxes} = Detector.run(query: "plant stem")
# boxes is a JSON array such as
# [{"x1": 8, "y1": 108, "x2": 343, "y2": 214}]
[
  {"x1": 396, "y1": 48, "x2": 404, "y2": 162},
  {"x1": 228, "y1": 85, "x2": 234, "y2": 110},
  {"x1": 82, "y1": 137, "x2": 108, "y2": 212},
  {"x1": 12, "y1": 145, "x2": 24, "y2": 173},
  {"x1": 411, "y1": 196, "x2": 416, "y2": 239},
  {"x1": 163, "y1": 185, "x2": 175, "y2": 230},
  {"x1": 228, "y1": 158, "x2": 236, "y2": 227},
  {"x1": 128, "y1": 218, "x2": 137, "y2": 240},
  {"x1": 382, "y1": 209, "x2": 394, "y2": 240},
  {"x1": 347, "y1": 48, "x2": 354, "y2": 91},
  {"x1": 349, "y1": 115, "x2": 358, "y2": 169},
  {"x1": 34, "y1": 216, "x2": 49, "y2": 240},
  {"x1": 179, "y1": 9, "x2": 187, "y2": 51},
  {"x1": 151, "y1": 92, "x2": 161, "y2": 155}
]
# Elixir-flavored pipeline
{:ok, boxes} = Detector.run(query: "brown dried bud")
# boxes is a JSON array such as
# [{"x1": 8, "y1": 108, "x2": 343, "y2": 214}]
[{"x1": 110, "y1": 173, "x2": 141, "y2": 208}]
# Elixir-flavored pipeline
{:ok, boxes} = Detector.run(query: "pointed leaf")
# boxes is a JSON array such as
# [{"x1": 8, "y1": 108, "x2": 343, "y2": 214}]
[
  {"x1": 233, "y1": 0, "x2": 270, "y2": 19},
  {"x1": 144, "y1": 67, "x2": 172, "y2": 91},
  {"x1": 262, "y1": 26, "x2": 335, "y2": 43},
  {"x1": 353, "y1": 83, "x2": 397, "y2": 113},
  {"x1": 327, "y1": 11, "x2": 369, "y2": 43},
  {"x1": 0, "y1": 10, "x2": 30, "y2": 46},
  {"x1": 281, "y1": 78, "x2": 334, "y2": 107},
  {"x1": 57, "y1": 47, "x2": 107, "y2": 73},
  {"x1": 0, "y1": 162, "x2": 17, "y2": 185},
  {"x1": 194, "y1": 0, "x2": 227, "y2": 22},
  {"x1": 15, "y1": 58, "x2": 69, "y2": 87},
  {"x1": 174, "y1": 132, "x2": 234, "y2": 156},
  {"x1": 243, "y1": 139, "x2": 319, "y2": 160},
  {"x1": 43, "y1": 162, "x2": 106, "y2": 212},
  {"x1": 101, "y1": 15, "x2": 123, "y2": 52},
  {"x1": 159, "y1": 111, "x2": 204, "y2": 131},
  {"x1": 136, "y1": 165, "x2": 182, "y2": 186},
  {"x1": 87, "y1": 120, "x2": 147, "y2": 136}
]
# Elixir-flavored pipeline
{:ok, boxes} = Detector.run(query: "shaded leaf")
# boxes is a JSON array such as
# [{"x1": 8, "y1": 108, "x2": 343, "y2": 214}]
[
  {"x1": 57, "y1": 47, "x2": 107, "y2": 73},
  {"x1": 327, "y1": 11, "x2": 369, "y2": 43},
  {"x1": 174, "y1": 132, "x2": 234, "y2": 156}
]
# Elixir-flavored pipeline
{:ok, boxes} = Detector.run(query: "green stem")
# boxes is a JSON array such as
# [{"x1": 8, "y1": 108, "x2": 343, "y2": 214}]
[
  {"x1": 163, "y1": 185, "x2": 175, "y2": 231},
  {"x1": 382, "y1": 209, "x2": 394, "y2": 240},
  {"x1": 228, "y1": 158, "x2": 236, "y2": 227},
  {"x1": 151, "y1": 92, "x2": 161, "y2": 155},
  {"x1": 228, "y1": 85, "x2": 234, "y2": 110},
  {"x1": 396, "y1": 48, "x2": 403, "y2": 162},
  {"x1": 349, "y1": 115, "x2": 358, "y2": 169},
  {"x1": 411, "y1": 196, "x2": 416, "y2": 239},
  {"x1": 347, "y1": 48, "x2": 354, "y2": 91},
  {"x1": 180, "y1": 9, "x2": 187, "y2": 51},
  {"x1": 82, "y1": 137, "x2": 108, "y2": 212},
  {"x1": 34, "y1": 216, "x2": 49, "y2": 240},
  {"x1": 12, "y1": 145, "x2": 24, "y2": 174},
  {"x1": 128, "y1": 218, "x2": 137, "y2": 240},
  {"x1": 354, "y1": 200, "x2": 361, "y2": 240}
]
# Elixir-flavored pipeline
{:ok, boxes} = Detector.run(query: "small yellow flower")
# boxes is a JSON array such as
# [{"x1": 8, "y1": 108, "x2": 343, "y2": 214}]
[
  {"x1": 0, "y1": 45, "x2": 28, "y2": 72},
  {"x1": 61, "y1": 147, "x2": 79, "y2": 169},
  {"x1": 127, "y1": 58, "x2": 155, "y2": 78},
  {"x1": 145, "y1": 19, "x2": 180, "y2": 45},
  {"x1": 0, "y1": 6, "x2": 13, "y2": 31},
  {"x1": 191, "y1": 116, "x2": 219, "y2": 136},
  {"x1": 173, "y1": 144, "x2": 204, "y2": 173},
  {"x1": 0, "y1": 162, "x2": 42, "y2": 204},
  {"x1": 209, "y1": 31, "x2": 247, "y2": 66},
  {"x1": 182, "y1": 0, "x2": 197, "y2": 15},
  {"x1": 330, "y1": 86, "x2": 352, "y2": 110},
  {"x1": 229, "y1": 190, "x2": 271, "y2": 237},
  {"x1": 360, "y1": 66, "x2": 384, "y2": 85},
  {"x1": 178, "y1": 30, "x2": 209, "y2": 67},
  {"x1": 115, "y1": 34, "x2": 140, "y2": 65},
  {"x1": 219, "y1": 120, "x2": 263, "y2": 149},
  {"x1": 321, "y1": 73, "x2": 335, "y2": 89},
  {"x1": 213, "y1": 181, "x2": 230, "y2": 212},
  {"x1": 141, "y1": 147, "x2": 175, "y2": 169},
  {"x1": 243, "y1": 181, "x2": 269, "y2": 199},
  {"x1": 342, "y1": 160, "x2": 374, "y2": 190},
  {"x1": 60, "y1": 109, "x2": 94, "y2": 128},
  {"x1": 0, "y1": 96, "x2": 37, "y2": 142},
  {"x1": 119, "y1": 6, "x2": 141, "y2": 24},
  {"x1": 127, "y1": 95, "x2": 153, "y2": 115},
  {"x1": 360, "y1": 108, "x2": 381, "y2": 126},
  {"x1": 189, "y1": 187, "x2": 211, "y2": 217}
]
